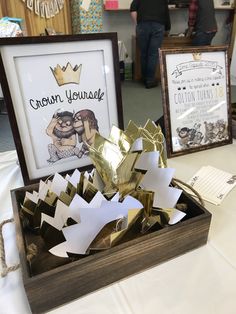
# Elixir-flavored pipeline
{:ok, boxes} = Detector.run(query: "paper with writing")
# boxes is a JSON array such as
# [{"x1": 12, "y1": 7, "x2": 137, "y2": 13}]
[{"x1": 187, "y1": 166, "x2": 236, "y2": 205}]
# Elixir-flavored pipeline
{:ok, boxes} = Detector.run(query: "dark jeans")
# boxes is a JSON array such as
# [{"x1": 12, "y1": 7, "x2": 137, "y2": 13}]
[
  {"x1": 192, "y1": 31, "x2": 216, "y2": 46},
  {"x1": 136, "y1": 21, "x2": 165, "y2": 84}
]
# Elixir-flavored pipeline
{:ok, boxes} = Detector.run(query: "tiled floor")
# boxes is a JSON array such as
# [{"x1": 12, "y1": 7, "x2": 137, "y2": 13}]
[{"x1": 0, "y1": 82, "x2": 236, "y2": 153}]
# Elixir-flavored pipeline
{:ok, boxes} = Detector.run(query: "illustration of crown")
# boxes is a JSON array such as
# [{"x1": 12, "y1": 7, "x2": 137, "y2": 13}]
[
  {"x1": 50, "y1": 62, "x2": 82, "y2": 86},
  {"x1": 192, "y1": 53, "x2": 202, "y2": 61}
]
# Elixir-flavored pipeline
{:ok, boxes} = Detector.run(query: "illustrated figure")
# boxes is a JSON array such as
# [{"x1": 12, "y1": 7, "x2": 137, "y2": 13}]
[
  {"x1": 73, "y1": 109, "x2": 99, "y2": 158},
  {"x1": 191, "y1": 131, "x2": 204, "y2": 146},
  {"x1": 204, "y1": 121, "x2": 217, "y2": 143},
  {"x1": 215, "y1": 119, "x2": 228, "y2": 141},
  {"x1": 176, "y1": 127, "x2": 192, "y2": 149},
  {"x1": 176, "y1": 123, "x2": 204, "y2": 149},
  {"x1": 46, "y1": 111, "x2": 80, "y2": 163}
]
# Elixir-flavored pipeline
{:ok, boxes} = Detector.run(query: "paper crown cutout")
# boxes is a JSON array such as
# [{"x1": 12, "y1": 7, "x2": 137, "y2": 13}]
[{"x1": 50, "y1": 62, "x2": 82, "y2": 86}]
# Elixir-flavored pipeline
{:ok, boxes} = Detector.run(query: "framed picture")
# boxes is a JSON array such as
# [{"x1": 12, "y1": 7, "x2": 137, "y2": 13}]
[
  {"x1": 0, "y1": 33, "x2": 123, "y2": 185},
  {"x1": 159, "y1": 46, "x2": 232, "y2": 158}
]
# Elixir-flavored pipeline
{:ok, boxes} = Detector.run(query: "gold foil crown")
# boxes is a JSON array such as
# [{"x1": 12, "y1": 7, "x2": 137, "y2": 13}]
[{"x1": 51, "y1": 62, "x2": 82, "y2": 86}]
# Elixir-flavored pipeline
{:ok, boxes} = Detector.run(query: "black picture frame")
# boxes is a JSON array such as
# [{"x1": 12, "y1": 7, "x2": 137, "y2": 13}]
[
  {"x1": 159, "y1": 45, "x2": 232, "y2": 158},
  {"x1": 0, "y1": 33, "x2": 123, "y2": 185}
]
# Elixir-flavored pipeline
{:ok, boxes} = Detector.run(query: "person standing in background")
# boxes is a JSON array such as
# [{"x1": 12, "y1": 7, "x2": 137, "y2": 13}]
[
  {"x1": 186, "y1": 0, "x2": 217, "y2": 46},
  {"x1": 130, "y1": 0, "x2": 170, "y2": 89}
]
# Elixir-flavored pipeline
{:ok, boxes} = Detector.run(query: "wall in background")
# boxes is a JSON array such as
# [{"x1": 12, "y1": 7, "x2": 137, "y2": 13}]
[
  {"x1": 103, "y1": 9, "x2": 233, "y2": 60},
  {"x1": 0, "y1": 2, "x2": 233, "y2": 63}
]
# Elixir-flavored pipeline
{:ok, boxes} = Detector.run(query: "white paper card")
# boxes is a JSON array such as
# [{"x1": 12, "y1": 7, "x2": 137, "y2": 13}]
[
  {"x1": 50, "y1": 173, "x2": 68, "y2": 196},
  {"x1": 187, "y1": 166, "x2": 236, "y2": 205}
]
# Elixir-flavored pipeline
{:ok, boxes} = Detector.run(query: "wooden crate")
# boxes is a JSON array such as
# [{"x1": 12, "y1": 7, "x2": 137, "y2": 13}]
[{"x1": 11, "y1": 184, "x2": 211, "y2": 314}]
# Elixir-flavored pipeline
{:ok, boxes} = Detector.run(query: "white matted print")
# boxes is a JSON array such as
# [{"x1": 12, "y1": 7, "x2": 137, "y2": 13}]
[
  {"x1": 160, "y1": 46, "x2": 232, "y2": 158},
  {"x1": 0, "y1": 34, "x2": 123, "y2": 184}
]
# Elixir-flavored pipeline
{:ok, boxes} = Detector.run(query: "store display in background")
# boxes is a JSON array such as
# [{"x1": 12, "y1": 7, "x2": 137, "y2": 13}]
[
  {"x1": 124, "y1": 59, "x2": 133, "y2": 80},
  {"x1": 0, "y1": 17, "x2": 25, "y2": 114},
  {"x1": 22, "y1": 0, "x2": 65, "y2": 19},
  {"x1": 118, "y1": 40, "x2": 133, "y2": 81},
  {"x1": 71, "y1": 0, "x2": 103, "y2": 33},
  {"x1": 105, "y1": 0, "x2": 119, "y2": 9},
  {"x1": 0, "y1": 17, "x2": 23, "y2": 37}
]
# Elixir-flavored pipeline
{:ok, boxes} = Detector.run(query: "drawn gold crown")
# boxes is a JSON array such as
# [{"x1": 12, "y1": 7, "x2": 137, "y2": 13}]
[
  {"x1": 192, "y1": 53, "x2": 202, "y2": 61},
  {"x1": 50, "y1": 62, "x2": 82, "y2": 86}
]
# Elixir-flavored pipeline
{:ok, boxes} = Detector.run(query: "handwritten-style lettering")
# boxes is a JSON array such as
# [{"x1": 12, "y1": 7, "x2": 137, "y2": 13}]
[
  {"x1": 65, "y1": 88, "x2": 104, "y2": 104},
  {"x1": 29, "y1": 94, "x2": 64, "y2": 110}
]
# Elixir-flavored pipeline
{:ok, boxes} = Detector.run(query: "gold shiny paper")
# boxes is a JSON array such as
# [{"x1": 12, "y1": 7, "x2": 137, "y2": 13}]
[
  {"x1": 110, "y1": 208, "x2": 142, "y2": 245},
  {"x1": 90, "y1": 220, "x2": 118, "y2": 250},
  {"x1": 82, "y1": 179, "x2": 98, "y2": 203},
  {"x1": 22, "y1": 191, "x2": 57, "y2": 230},
  {"x1": 108, "y1": 125, "x2": 133, "y2": 154},
  {"x1": 66, "y1": 182, "x2": 77, "y2": 199},
  {"x1": 44, "y1": 190, "x2": 58, "y2": 206},
  {"x1": 131, "y1": 189, "x2": 154, "y2": 217},
  {"x1": 89, "y1": 133, "x2": 125, "y2": 191},
  {"x1": 141, "y1": 214, "x2": 162, "y2": 233},
  {"x1": 154, "y1": 208, "x2": 184, "y2": 226},
  {"x1": 22, "y1": 198, "x2": 36, "y2": 216},
  {"x1": 123, "y1": 120, "x2": 140, "y2": 142},
  {"x1": 59, "y1": 191, "x2": 72, "y2": 206},
  {"x1": 116, "y1": 152, "x2": 144, "y2": 198},
  {"x1": 89, "y1": 120, "x2": 167, "y2": 197},
  {"x1": 77, "y1": 172, "x2": 85, "y2": 196},
  {"x1": 87, "y1": 120, "x2": 168, "y2": 241},
  {"x1": 124, "y1": 119, "x2": 167, "y2": 168},
  {"x1": 22, "y1": 119, "x2": 175, "y2": 256}
]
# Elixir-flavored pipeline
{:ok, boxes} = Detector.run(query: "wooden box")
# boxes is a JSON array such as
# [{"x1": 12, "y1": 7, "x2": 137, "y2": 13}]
[{"x1": 11, "y1": 184, "x2": 211, "y2": 314}]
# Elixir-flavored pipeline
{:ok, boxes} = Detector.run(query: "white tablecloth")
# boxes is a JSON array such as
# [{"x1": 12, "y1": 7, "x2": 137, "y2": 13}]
[{"x1": 0, "y1": 143, "x2": 236, "y2": 314}]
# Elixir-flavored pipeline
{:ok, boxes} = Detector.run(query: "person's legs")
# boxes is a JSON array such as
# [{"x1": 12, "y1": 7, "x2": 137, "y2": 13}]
[
  {"x1": 192, "y1": 31, "x2": 216, "y2": 46},
  {"x1": 145, "y1": 22, "x2": 165, "y2": 87},
  {"x1": 136, "y1": 22, "x2": 150, "y2": 83}
]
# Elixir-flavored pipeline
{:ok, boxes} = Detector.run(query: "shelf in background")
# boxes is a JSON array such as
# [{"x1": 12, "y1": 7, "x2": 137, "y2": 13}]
[{"x1": 104, "y1": 6, "x2": 235, "y2": 11}]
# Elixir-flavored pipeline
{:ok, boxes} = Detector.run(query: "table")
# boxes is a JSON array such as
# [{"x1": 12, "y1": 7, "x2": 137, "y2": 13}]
[{"x1": 0, "y1": 142, "x2": 236, "y2": 314}]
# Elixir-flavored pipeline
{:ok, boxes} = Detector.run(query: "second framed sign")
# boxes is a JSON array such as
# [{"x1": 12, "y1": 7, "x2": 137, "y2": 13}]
[{"x1": 159, "y1": 46, "x2": 232, "y2": 158}]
